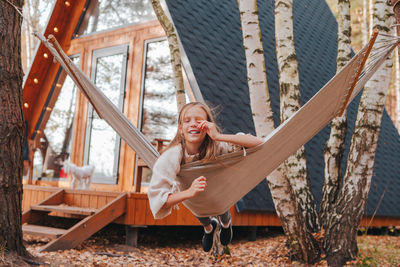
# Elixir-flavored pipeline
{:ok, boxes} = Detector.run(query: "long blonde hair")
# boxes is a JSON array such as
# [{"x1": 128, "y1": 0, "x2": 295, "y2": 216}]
[{"x1": 166, "y1": 102, "x2": 221, "y2": 164}]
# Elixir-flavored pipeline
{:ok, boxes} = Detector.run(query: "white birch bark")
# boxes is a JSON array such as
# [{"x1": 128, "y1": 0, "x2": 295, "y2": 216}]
[
  {"x1": 391, "y1": 1, "x2": 400, "y2": 129},
  {"x1": 324, "y1": 1, "x2": 394, "y2": 265},
  {"x1": 396, "y1": 49, "x2": 400, "y2": 128},
  {"x1": 238, "y1": 0, "x2": 274, "y2": 137},
  {"x1": 239, "y1": 1, "x2": 319, "y2": 262},
  {"x1": 23, "y1": 0, "x2": 34, "y2": 68},
  {"x1": 320, "y1": 0, "x2": 351, "y2": 229},
  {"x1": 275, "y1": 0, "x2": 319, "y2": 233},
  {"x1": 151, "y1": 0, "x2": 186, "y2": 111},
  {"x1": 362, "y1": 0, "x2": 369, "y2": 46},
  {"x1": 369, "y1": 0, "x2": 374, "y2": 37}
]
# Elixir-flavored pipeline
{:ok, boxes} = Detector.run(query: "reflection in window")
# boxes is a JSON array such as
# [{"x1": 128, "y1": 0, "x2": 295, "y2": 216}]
[
  {"x1": 84, "y1": 0, "x2": 155, "y2": 34},
  {"x1": 85, "y1": 48, "x2": 127, "y2": 184},
  {"x1": 141, "y1": 39, "x2": 178, "y2": 142},
  {"x1": 139, "y1": 39, "x2": 178, "y2": 185},
  {"x1": 34, "y1": 57, "x2": 79, "y2": 179}
]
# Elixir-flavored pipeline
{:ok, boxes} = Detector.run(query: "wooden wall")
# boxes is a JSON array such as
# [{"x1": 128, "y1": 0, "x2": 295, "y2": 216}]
[
  {"x1": 23, "y1": 185, "x2": 400, "y2": 228},
  {"x1": 67, "y1": 21, "x2": 165, "y2": 193}
]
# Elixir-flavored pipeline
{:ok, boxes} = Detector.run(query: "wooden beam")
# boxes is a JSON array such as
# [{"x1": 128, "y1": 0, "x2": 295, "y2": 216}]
[{"x1": 23, "y1": 0, "x2": 88, "y2": 139}]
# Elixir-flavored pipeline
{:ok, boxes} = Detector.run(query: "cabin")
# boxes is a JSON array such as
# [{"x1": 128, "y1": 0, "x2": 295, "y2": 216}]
[{"x1": 22, "y1": 0, "x2": 400, "y2": 251}]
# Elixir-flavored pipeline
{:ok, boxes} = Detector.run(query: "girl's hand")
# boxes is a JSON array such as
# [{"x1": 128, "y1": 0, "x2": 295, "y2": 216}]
[
  {"x1": 188, "y1": 176, "x2": 207, "y2": 198},
  {"x1": 198, "y1": 120, "x2": 220, "y2": 140}
]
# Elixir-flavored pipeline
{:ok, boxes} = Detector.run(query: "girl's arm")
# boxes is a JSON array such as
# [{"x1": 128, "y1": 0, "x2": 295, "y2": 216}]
[
  {"x1": 198, "y1": 121, "x2": 264, "y2": 148},
  {"x1": 162, "y1": 176, "x2": 207, "y2": 209},
  {"x1": 214, "y1": 133, "x2": 263, "y2": 148}
]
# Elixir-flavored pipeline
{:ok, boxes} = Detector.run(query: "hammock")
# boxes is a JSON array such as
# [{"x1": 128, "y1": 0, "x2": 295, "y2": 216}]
[{"x1": 36, "y1": 31, "x2": 400, "y2": 217}]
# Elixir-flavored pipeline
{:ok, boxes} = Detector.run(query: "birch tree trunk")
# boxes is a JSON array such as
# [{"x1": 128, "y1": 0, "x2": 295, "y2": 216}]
[
  {"x1": 320, "y1": 0, "x2": 351, "y2": 229},
  {"x1": 23, "y1": 0, "x2": 32, "y2": 67},
  {"x1": 275, "y1": 0, "x2": 319, "y2": 234},
  {"x1": 237, "y1": 0, "x2": 274, "y2": 137},
  {"x1": 151, "y1": 0, "x2": 186, "y2": 111},
  {"x1": 396, "y1": 50, "x2": 400, "y2": 128},
  {"x1": 0, "y1": 0, "x2": 28, "y2": 256},
  {"x1": 238, "y1": 0, "x2": 319, "y2": 262},
  {"x1": 362, "y1": 0, "x2": 369, "y2": 46},
  {"x1": 392, "y1": 0, "x2": 400, "y2": 128},
  {"x1": 369, "y1": 0, "x2": 374, "y2": 37},
  {"x1": 324, "y1": 1, "x2": 394, "y2": 266}
]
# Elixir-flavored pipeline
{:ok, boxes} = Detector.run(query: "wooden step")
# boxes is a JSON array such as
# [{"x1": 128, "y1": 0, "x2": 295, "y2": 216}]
[
  {"x1": 23, "y1": 224, "x2": 67, "y2": 239},
  {"x1": 41, "y1": 192, "x2": 127, "y2": 252},
  {"x1": 31, "y1": 204, "x2": 97, "y2": 216}
]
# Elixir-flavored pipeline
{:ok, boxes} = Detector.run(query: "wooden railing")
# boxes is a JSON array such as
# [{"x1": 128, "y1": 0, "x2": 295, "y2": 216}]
[{"x1": 135, "y1": 138, "x2": 170, "y2": 192}]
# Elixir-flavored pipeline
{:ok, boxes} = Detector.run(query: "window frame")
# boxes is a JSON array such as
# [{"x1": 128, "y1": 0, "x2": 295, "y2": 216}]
[{"x1": 83, "y1": 44, "x2": 129, "y2": 184}]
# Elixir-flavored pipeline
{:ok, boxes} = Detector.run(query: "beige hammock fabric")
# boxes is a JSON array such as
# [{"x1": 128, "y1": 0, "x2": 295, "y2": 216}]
[{"x1": 36, "y1": 31, "x2": 399, "y2": 217}]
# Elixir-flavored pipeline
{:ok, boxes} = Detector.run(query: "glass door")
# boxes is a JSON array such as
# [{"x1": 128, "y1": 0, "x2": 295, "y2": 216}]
[{"x1": 84, "y1": 45, "x2": 128, "y2": 184}]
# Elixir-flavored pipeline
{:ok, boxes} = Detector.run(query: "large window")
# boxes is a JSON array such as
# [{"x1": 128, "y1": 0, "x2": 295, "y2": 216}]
[
  {"x1": 84, "y1": 45, "x2": 128, "y2": 184},
  {"x1": 32, "y1": 56, "x2": 79, "y2": 180},
  {"x1": 138, "y1": 38, "x2": 180, "y2": 185},
  {"x1": 140, "y1": 38, "x2": 178, "y2": 142},
  {"x1": 83, "y1": 0, "x2": 156, "y2": 35}
]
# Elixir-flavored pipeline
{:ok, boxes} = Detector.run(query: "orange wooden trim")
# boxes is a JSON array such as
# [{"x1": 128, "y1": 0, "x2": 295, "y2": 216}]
[
  {"x1": 23, "y1": 0, "x2": 87, "y2": 138},
  {"x1": 338, "y1": 29, "x2": 379, "y2": 116},
  {"x1": 22, "y1": 188, "x2": 400, "y2": 227},
  {"x1": 23, "y1": 185, "x2": 60, "y2": 192},
  {"x1": 68, "y1": 20, "x2": 161, "y2": 50}
]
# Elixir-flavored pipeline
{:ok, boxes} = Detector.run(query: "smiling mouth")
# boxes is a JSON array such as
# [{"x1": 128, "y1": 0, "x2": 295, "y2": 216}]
[{"x1": 188, "y1": 130, "x2": 200, "y2": 134}]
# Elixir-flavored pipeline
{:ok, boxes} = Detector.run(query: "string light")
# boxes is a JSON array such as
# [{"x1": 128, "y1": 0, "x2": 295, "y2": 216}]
[
  {"x1": 33, "y1": 78, "x2": 38, "y2": 84},
  {"x1": 45, "y1": 107, "x2": 52, "y2": 111},
  {"x1": 56, "y1": 83, "x2": 62, "y2": 87},
  {"x1": 24, "y1": 103, "x2": 29, "y2": 108},
  {"x1": 43, "y1": 53, "x2": 49, "y2": 58},
  {"x1": 54, "y1": 27, "x2": 59, "y2": 33},
  {"x1": 64, "y1": 1, "x2": 70, "y2": 6}
]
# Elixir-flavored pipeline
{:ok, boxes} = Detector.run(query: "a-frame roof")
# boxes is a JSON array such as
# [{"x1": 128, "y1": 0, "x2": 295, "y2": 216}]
[
  {"x1": 165, "y1": 0, "x2": 400, "y2": 217},
  {"x1": 23, "y1": 0, "x2": 89, "y2": 140}
]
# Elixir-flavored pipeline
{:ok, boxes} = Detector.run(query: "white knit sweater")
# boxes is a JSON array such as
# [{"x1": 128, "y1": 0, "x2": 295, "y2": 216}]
[{"x1": 148, "y1": 141, "x2": 241, "y2": 219}]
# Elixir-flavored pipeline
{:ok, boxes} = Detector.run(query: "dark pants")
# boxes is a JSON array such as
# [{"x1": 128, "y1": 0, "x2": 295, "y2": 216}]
[{"x1": 196, "y1": 210, "x2": 231, "y2": 227}]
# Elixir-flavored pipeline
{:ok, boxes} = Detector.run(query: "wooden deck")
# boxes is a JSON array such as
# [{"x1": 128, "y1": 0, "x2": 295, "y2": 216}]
[{"x1": 23, "y1": 185, "x2": 400, "y2": 228}]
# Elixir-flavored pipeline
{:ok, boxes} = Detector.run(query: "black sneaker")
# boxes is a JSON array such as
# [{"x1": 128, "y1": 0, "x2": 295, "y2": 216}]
[
  {"x1": 202, "y1": 218, "x2": 218, "y2": 252},
  {"x1": 219, "y1": 222, "x2": 232, "y2": 246}
]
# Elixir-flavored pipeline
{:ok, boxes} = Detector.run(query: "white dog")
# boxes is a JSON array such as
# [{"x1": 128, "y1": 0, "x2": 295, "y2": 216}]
[{"x1": 64, "y1": 161, "x2": 95, "y2": 190}]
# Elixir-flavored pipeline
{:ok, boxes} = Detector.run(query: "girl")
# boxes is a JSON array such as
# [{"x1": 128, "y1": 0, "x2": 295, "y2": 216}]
[{"x1": 148, "y1": 102, "x2": 263, "y2": 252}]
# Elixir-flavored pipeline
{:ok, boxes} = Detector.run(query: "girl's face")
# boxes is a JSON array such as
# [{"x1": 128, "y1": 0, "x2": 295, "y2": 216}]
[{"x1": 180, "y1": 105, "x2": 208, "y2": 148}]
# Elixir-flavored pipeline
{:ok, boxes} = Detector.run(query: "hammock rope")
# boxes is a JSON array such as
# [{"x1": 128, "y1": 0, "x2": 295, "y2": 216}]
[{"x1": 34, "y1": 30, "x2": 400, "y2": 217}]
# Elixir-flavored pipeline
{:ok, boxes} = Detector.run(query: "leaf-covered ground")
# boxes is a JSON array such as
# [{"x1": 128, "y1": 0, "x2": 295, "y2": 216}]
[{"x1": 3, "y1": 223, "x2": 400, "y2": 266}]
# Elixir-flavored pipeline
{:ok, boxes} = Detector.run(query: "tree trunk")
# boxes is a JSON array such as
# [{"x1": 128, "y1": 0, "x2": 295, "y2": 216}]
[
  {"x1": 320, "y1": 0, "x2": 351, "y2": 229},
  {"x1": 238, "y1": 0, "x2": 319, "y2": 262},
  {"x1": 362, "y1": 0, "x2": 369, "y2": 46},
  {"x1": 392, "y1": 0, "x2": 400, "y2": 128},
  {"x1": 275, "y1": 0, "x2": 319, "y2": 234},
  {"x1": 324, "y1": 1, "x2": 395, "y2": 266},
  {"x1": 369, "y1": 0, "x2": 374, "y2": 36},
  {"x1": 395, "y1": 49, "x2": 400, "y2": 128},
  {"x1": 151, "y1": 0, "x2": 186, "y2": 111},
  {"x1": 237, "y1": 0, "x2": 274, "y2": 138},
  {"x1": 0, "y1": 0, "x2": 28, "y2": 256}
]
